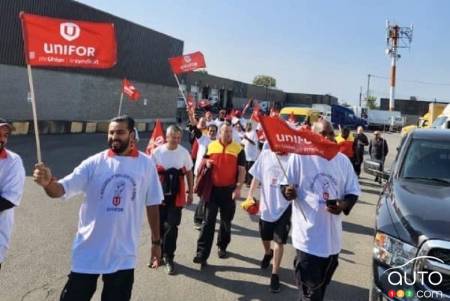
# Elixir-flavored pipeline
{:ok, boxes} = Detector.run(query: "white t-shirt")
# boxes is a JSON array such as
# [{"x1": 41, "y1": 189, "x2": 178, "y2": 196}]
[
  {"x1": 151, "y1": 144, "x2": 193, "y2": 171},
  {"x1": 285, "y1": 153, "x2": 360, "y2": 258},
  {"x1": 241, "y1": 130, "x2": 260, "y2": 161},
  {"x1": 194, "y1": 136, "x2": 212, "y2": 176},
  {"x1": 214, "y1": 119, "x2": 225, "y2": 129},
  {"x1": 58, "y1": 150, "x2": 164, "y2": 274},
  {"x1": 232, "y1": 129, "x2": 243, "y2": 144},
  {"x1": 249, "y1": 150, "x2": 291, "y2": 222},
  {"x1": 0, "y1": 150, "x2": 25, "y2": 263}
]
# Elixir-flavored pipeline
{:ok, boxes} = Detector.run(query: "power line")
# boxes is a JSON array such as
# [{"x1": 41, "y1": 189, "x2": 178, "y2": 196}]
[{"x1": 370, "y1": 74, "x2": 450, "y2": 87}]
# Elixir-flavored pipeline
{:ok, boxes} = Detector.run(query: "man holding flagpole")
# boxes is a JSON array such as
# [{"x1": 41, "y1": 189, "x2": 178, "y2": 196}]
[
  {"x1": 280, "y1": 119, "x2": 360, "y2": 301},
  {"x1": 33, "y1": 116, "x2": 163, "y2": 301}
]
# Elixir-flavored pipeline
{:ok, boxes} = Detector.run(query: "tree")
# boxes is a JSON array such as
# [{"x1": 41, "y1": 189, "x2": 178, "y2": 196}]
[
  {"x1": 366, "y1": 96, "x2": 378, "y2": 109},
  {"x1": 253, "y1": 75, "x2": 276, "y2": 87}
]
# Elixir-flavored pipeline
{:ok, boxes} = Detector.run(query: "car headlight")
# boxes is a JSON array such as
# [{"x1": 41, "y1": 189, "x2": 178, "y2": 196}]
[{"x1": 373, "y1": 232, "x2": 418, "y2": 272}]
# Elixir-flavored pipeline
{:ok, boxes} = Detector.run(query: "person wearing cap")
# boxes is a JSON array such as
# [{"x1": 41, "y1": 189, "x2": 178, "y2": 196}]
[
  {"x1": 369, "y1": 131, "x2": 389, "y2": 183},
  {"x1": 0, "y1": 118, "x2": 25, "y2": 271},
  {"x1": 33, "y1": 115, "x2": 163, "y2": 300}
]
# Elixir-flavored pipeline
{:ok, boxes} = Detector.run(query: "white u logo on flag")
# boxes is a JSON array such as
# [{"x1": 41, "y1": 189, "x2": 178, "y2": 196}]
[{"x1": 60, "y1": 22, "x2": 80, "y2": 41}]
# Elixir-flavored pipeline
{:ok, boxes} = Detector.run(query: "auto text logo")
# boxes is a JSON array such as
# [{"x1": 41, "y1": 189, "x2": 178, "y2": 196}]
[{"x1": 382, "y1": 256, "x2": 445, "y2": 299}]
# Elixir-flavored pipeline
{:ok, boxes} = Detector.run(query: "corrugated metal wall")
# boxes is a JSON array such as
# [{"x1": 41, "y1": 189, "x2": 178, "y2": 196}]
[{"x1": 0, "y1": 0, "x2": 183, "y2": 87}]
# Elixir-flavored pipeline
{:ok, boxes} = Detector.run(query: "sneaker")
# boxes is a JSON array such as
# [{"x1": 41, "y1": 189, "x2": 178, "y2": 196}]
[
  {"x1": 193, "y1": 223, "x2": 202, "y2": 230},
  {"x1": 218, "y1": 249, "x2": 228, "y2": 259},
  {"x1": 260, "y1": 249, "x2": 273, "y2": 269},
  {"x1": 193, "y1": 255, "x2": 207, "y2": 267},
  {"x1": 165, "y1": 258, "x2": 175, "y2": 275},
  {"x1": 270, "y1": 274, "x2": 280, "y2": 293}
]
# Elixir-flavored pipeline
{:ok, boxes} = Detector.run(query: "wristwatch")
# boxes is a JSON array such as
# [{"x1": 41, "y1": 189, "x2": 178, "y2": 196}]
[{"x1": 152, "y1": 239, "x2": 161, "y2": 246}]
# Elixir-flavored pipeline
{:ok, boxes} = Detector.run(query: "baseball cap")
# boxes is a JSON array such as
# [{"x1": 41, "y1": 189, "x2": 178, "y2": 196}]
[{"x1": 0, "y1": 118, "x2": 13, "y2": 131}]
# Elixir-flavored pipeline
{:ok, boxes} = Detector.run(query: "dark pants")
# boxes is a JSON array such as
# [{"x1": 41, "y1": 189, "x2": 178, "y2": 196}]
[
  {"x1": 159, "y1": 202, "x2": 182, "y2": 260},
  {"x1": 196, "y1": 186, "x2": 236, "y2": 260},
  {"x1": 194, "y1": 197, "x2": 206, "y2": 225},
  {"x1": 294, "y1": 250, "x2": 339, "y2": 301},
  {"x1": 245, "y1": 161, "x2": 255, "y2": 185},
  {"x1": 60, "y1": 269, "x2": 134, "y2": 301}
]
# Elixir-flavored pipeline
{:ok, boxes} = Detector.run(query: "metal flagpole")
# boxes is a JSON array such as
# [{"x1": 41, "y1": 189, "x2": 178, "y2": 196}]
[
  {"x1": 26, "y1": 64, "x2": 42, "y2": 163},
  {"x1": 117, "y1": 92, "x2": 124, "y2": 116},
  {"x1": 173, "y1": 73, "x2": 188, "y2": 106},
  {"x1": 274, "y1": 153, "x2": 308, "y2": 222}
]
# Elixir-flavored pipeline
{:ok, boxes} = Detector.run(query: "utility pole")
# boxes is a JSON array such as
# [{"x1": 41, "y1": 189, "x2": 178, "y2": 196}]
[
  {"x1": 359, "y1": 86, "x2": 362, "y2": 107},
  {"x1": 366, "y1": 74, "x2": 371, "y2": 104},
  {"x1": 386, "y1": 21, "x2": 413, "y2": 111}
]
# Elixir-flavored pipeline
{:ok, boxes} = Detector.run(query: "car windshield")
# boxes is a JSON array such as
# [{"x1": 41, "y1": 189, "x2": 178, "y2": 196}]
[
  {"x1": 431, "y1": 116, "x2": 448, "y2": 128},
  {"x1": 400, "y1": 139, "x2": 450, "y2": 184},
  {"x1": 280, "y1": 113, "x2": 306, "y2": 124}
]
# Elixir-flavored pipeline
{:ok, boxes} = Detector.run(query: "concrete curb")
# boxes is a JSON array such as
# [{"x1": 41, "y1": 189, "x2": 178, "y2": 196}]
[{"x1": 8, "y1": 119, "x2": 177, "y2": 135}]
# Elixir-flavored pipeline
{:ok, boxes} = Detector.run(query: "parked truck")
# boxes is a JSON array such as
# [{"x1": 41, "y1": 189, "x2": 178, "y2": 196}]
[
  {"x1": 401, "y1": 103, "x2": 447, "y2": 136},
  {"x1": 330, "y1": 104, "x2": 367, "y2": 129},
  {"x1": 367, "y1": 109, "x2": 405, "y2": 131}
]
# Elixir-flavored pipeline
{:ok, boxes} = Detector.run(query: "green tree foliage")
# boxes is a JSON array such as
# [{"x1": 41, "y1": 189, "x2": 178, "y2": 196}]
[
  {"x1": 253, "y1": 75, "x2": 276, "y2": 87},
  {"x1": 366, "y1": 96, "x2": 378, "y2": 109}
]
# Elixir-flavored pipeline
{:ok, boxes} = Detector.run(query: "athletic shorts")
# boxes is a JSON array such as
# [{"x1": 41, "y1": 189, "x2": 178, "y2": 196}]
[{"x1": 259, "y1": 205, "x2": 292, "y2": 244}]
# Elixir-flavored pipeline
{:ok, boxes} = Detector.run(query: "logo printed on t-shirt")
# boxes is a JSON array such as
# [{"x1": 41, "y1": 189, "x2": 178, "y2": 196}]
[
  {"x1": 100, "y1": 174, "x2": 137, "y2": 212},
  {"x1": 112, "y1": 181, "x2": 125, "y2": 206},
  {"x1": 310, "y1": 173, "x2": 338, "y2": 204}
]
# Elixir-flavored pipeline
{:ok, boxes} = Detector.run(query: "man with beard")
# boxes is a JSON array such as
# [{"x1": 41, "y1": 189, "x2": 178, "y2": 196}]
[
  {"x1": 282, "y1": 119, "x2": 360, "y2": 301},
  {"x1": 0, "y1": 118, "x2": 25, "y2": 271},
  {"x1": 151, "y1": 125, "x2": 194, "y2": 274},
  {"x1": 33, "y1": 115, "x2": 163, "y2": 301}
]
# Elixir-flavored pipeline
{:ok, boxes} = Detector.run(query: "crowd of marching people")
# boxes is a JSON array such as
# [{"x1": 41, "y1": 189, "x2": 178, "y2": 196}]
[{"x1": 0, "y1": 100, "x2": 395, "y2": 301}]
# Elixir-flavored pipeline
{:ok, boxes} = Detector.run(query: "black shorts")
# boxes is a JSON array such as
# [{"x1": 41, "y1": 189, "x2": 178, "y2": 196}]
[{"x1": 259, "y1": 205, "x2": 292, "y2": 244}]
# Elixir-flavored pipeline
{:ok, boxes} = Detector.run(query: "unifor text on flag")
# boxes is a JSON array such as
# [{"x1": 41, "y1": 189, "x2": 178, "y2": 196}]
[
  {"x1": 20, "y1": 12, "x2": 117, "y2": 68},
  {"x1": 259, "y1": 115, "x2": 339, "y2": 160}
]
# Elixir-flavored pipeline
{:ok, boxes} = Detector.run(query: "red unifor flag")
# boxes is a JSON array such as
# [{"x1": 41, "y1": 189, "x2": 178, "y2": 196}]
[
  {"x1": 122, "y1": 79, "x2": 141, "y2": 101},
  {"x1": 146, "y1": 120, "x2": 165, "y2": 154},
  {"x1": 259, "y1": 115, "x2": 339, "y2": 160},
  {"x1": 20, "y1": 12, "x2": 116, "y2": 69},
  {"x1": 168, "y1": 51, "x2": 206, "y2": 74}
]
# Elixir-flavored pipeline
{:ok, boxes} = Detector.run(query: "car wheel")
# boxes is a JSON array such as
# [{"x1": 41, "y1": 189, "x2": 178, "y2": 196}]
[{"x1": 369, "y1": 283, "x2": 383, "y2": 301}]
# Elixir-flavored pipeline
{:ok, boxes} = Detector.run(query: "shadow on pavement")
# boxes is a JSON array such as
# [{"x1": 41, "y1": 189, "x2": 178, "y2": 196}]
[
  {"x1": 326, "y1": 280, "x2": 369, "y2": 301},
  {"x1": 361, "y1": 188, "x2": 381, "y2": 195},
  {"x1": 342, "y1": 221, "x2": 374, "y2": 236},
  {"x1": 175, "y1": 262, "x2": 298, "y2": 301}
]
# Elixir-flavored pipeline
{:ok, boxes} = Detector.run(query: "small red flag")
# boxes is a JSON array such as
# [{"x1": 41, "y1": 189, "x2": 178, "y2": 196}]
[
  {"x1": 251, "y1": 102, "x2": 261, "y2": 123},
  {"x1": 168, "y1": 51, "x2": 206, "y2": 74},
  {"x1": 146, "y1": 119, "x2": 165, "y2": 154},
  {"x1": 122, "y1": 79, "x2": 141, "y2": 101},
  {"x1": 198, "y1": 99, "x2": 210, "y2": 108},
  {"x1": 20, "y1": 12, "x2": 116, "y2": 68},
  {"x1": 259, "y1": 115, "x2": 339, "y2": 160}
]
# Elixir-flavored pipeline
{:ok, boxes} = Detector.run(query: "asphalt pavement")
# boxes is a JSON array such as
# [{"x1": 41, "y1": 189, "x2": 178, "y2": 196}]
[{"x1": 0, "y1": 130, "x2": 401, "y2": 301}]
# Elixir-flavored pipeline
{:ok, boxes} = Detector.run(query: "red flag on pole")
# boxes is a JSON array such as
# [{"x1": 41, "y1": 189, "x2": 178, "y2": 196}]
[
  {"x1": 146, "y1": 120, "x2": 165, "y2": 154},
  {"x1": 168, "y1": 51, "x2": 206, "y2": 74},
  {"x1": 259, "y1": 116, "x2": 339, "y2": 160},
  {"x1": 20, "y1": 12, "x2": 117, "y2": 69},
  {"x1": 198, "y1": 99, "x2": 210, "y2": 108},
  {"x1": 122, "y1": 79, "x2": 141, "y2": 101}
]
